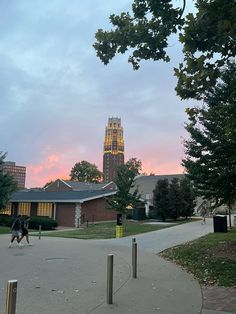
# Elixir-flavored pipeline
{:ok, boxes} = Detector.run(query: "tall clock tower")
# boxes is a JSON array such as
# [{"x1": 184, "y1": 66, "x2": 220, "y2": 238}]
[{"x1": 103, "y1": 117, "x2": 124, "y2": 182}]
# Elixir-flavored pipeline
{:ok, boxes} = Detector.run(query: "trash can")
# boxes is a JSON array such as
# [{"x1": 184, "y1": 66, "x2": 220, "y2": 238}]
[
  {"x1": 213, "y1": 215, "x2": 228, "y2": 232},
  {"x1": 116, "y1": 213, "x2": 122, "y2": 226}
]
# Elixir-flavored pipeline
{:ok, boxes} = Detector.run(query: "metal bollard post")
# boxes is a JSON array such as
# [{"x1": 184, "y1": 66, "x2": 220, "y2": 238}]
[
  {"x1": 132, "y1": 242, "x2": 137, "y2": 279},
  {"x1": 86, "y1": 220, "x2": 89, "y2": 228},
  {"x1": 39, "y1": 225, "x2": 41, "y2": 239},
  {"x1": 107, "y1": 254, "x2": 114, "y2": 304},
  {"x1": 5, "y1": 280, "x2": 17, "y2": 314},
  {"x1": 132, "y1": 237, "x2": 136, "y2": 243}
]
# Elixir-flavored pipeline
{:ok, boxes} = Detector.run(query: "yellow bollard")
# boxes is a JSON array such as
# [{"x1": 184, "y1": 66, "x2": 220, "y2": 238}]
[{"x1": 116, "y1": 225, "x2": 124, "y2": 238}]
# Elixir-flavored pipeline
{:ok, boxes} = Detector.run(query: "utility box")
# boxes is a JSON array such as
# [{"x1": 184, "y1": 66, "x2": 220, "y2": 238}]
[{"x1": 213, "y1": 215, "x2": 228, "y2": 232}]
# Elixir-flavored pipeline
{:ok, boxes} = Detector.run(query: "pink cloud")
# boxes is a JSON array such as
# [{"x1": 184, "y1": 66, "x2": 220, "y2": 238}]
[{"x1": 26, "y1": 152, "x2": 71, "y2": 187}]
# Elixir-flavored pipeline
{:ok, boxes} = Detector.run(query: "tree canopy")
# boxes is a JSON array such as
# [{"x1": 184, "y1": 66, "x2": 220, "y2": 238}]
[
  {"x1": 0, "y1": 152, "x2": 17, "y2": 210},
  {"x1": 153, "y1": 177, "x2": 195, "y2": 221},
  {"x1": 94, "y1": 0, "x2": 235, "y2": 100},
  {"x1": 107, "y1": 158, "x2": 141, "y2": 215},
  {"x1": 70, "y1": 160, "x2": 103, "y2": 183},
  {"x1": 125, "y1": 157, "x2": 142, "y2": 176},
  {"x1": 182, "y1": 63, "x2": 236, "y2": 213}
]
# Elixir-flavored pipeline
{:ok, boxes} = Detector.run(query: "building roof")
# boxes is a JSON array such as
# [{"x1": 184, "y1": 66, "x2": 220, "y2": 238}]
[
  {"x1": 132, "y1": 174, "x2": 185, "y2": 199},
  {"x1": 10, "y1": 190, "x2": 117, "y2": 203},
  {"x1": 63, "y1": 180, "x2": 115, "y2": 191},
  {"x1": 44, "y1": 179, "x2": 116, "y2": 191}
]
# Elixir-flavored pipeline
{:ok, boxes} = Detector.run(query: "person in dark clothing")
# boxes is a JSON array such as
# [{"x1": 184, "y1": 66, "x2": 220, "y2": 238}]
[
  {"x1": 9, "y1": 217, "x2": 22, "y2": 248},
  {"x1": 19, "y1": 217, "x2": 32, "y2": 246}
]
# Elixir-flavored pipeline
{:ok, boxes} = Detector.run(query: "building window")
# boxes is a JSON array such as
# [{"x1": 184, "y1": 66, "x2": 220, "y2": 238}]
[
  {"x1": 1, "y1": 203, "x2": 11, "y2": 215},
  {"x1": 37, "y1": 203, "x2": 52, "y2": 217},
  {"x1": 18, "y1": 203, "x2": 31, "y2": 216}
]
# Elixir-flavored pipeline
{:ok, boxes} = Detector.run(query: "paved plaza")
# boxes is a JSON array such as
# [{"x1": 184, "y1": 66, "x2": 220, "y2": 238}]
[{"x1": 0, "y1": 218, "x2": 235, "y2": 314}]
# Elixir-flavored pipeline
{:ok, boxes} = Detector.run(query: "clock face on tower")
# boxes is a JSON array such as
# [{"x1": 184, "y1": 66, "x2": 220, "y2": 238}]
[{"x1": 103, "y1": 117, "x2": 124, "y2": 182}]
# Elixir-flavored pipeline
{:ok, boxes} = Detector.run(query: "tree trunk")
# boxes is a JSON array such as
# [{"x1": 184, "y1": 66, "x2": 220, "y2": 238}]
[{"x1": 228, "y1": 205, "x2": 232, "y2": 228}]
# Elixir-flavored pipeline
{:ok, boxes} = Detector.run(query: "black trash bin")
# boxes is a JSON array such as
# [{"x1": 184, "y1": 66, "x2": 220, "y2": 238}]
[
  {"x1": 116, "y1": 213, "x2": 122, "y2": 226},
  {"x1": 213, "y1": 215, "x2": 228, "y2": 232}
]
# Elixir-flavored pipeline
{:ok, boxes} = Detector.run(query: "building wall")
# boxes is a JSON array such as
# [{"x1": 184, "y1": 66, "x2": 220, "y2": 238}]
[
  {"x1": 103, "y1": 153, "x2": 124, "y2": 182},
  {"x1": 81, "y1": 198, "x2": 117, "y2": 223},
  {"x1": 8, "y1": 197, "x2": 117, "y2": 227},
  {"x1": 2, "y1": 161, "x2": 26, "y2": 189},
  {"x1": 56, "y1": 203, "x2": 75, "y2": 227}
]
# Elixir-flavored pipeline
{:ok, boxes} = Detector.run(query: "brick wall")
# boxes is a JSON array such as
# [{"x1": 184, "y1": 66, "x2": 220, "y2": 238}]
[
  {"x1": 81, "y1": 198, "x2": 116, "y2": 223},
  {"x1": 56, "y1": 203, "x2": 75, "y2": 227}
]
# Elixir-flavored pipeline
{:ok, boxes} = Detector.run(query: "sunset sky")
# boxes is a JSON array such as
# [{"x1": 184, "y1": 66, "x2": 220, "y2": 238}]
[{"x1": 0, "y1": 1, "x2": 196, "y2": 188}]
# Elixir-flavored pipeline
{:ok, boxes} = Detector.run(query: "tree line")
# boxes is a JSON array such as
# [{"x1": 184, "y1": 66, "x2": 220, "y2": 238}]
[{"x1": 152, "y1": 177, "x2": 195, "y2": 221}]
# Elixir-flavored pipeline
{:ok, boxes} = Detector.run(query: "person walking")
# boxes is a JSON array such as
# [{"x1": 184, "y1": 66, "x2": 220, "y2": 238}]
[
  {"x1": 19, "y1": 216, "x2": 33, "y2": 246},
  {"x1": 201, "y1": 206, "x2": 207, "y2": 225},
  {"x1": 9, "y1": 216, "x2": 23, "y2": 248}
]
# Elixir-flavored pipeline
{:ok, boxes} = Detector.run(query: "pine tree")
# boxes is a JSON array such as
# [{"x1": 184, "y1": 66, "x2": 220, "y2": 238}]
[
  {"x1": 168, "y1": 178, "x2": 182, "y2": 221},
  {"x1": 179, "y1": 177, "x2": 195, "y2": 219},
  {"x1": 153, "y1": 179, "x2": 170, "y2": 221},
  {"x1": 182, "y1": 63, "x2": 236, "y2": 226}
]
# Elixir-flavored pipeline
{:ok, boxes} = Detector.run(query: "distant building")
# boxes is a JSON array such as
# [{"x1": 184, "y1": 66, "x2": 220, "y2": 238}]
[
  {"x1": 131, "y1": 174, "x2": 205, "y2": 216},
  {"x1": 103, "y1": 117, "x2": 124, "y2": 182},
  {"x1": 131, "y1": 174, "x2": 185, "y2": 216},
  {"x1": 2, "y1": 161, "x2": 26, "y2": 189}
]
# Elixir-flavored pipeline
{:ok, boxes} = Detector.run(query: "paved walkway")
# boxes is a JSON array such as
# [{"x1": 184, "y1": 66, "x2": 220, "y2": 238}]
[{"x1": 0, "y1": 218, "x2": 235, "y2": 314}]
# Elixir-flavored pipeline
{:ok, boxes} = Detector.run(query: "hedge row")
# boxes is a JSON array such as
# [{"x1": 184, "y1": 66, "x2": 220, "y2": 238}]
[{"x1": 0, "y1": 214, "x2": 57, "y2": 230}]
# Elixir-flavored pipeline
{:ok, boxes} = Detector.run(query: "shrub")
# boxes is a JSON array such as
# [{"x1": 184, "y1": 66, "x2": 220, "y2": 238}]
[
  {"x1": 0, "y1": 215, "x2": 57, "y2": 230},
  {"x1": 28, "y1": 216, "x2": 57, "y2": 230},
  {"x1": 0, "y1": 214, "x2": 14, "y2": 227}
]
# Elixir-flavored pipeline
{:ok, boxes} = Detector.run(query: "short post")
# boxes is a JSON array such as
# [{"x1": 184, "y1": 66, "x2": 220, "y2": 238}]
[
  {"x1": 5, "y1": 280, "x2": 17, "y2": 314},
  {"x1": 107, "y1": 254, "x2": 114, "y2": 304},
  {"x1": 132, "y1": 237, "x2": 136, "y2": 243},
  {"x1": 86, "y1": 220, "x2": 89, "y2": 228},
  {"x1": 39, "y1": 225, "x2": 41, "y2": 240},
  {"x1": 132, "y1": 241, "x2": 137, "y2": 279}
]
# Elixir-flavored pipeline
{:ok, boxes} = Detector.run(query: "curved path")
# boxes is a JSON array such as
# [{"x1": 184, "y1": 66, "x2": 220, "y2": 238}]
[{"x1": 0, "y1": 219, "x2": 232, "y2": 314}]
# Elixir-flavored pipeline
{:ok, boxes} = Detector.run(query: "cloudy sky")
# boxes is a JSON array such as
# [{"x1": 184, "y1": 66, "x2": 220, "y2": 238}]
[{"x1": 0, "y1": 0, "x2": 196, "y2": 188}]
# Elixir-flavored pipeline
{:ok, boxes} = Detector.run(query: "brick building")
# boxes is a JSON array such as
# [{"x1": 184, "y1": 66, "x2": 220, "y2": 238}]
[
  {"x1": 2, "y1": 161, "x2": 26, "y2": 189},
  {"x1": 9, "y1": 189, "x2": 117, "y2": 227}
]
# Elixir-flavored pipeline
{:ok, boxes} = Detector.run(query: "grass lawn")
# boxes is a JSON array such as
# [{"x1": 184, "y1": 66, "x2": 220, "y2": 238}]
[
  {"x1": 0, "y1": 226, "x2": 10, "y2": 234},
  {"x1": 40, "y1": 220, "x2": 178, "y2": 239},
  {"x1": 160, "y1": 227, "x2": 236, "y2": 287}
]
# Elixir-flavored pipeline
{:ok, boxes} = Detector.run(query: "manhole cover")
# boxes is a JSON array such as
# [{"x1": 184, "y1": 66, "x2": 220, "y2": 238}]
[{"x1": 45, "y1": 258, "x2": 66, "y2": 262}]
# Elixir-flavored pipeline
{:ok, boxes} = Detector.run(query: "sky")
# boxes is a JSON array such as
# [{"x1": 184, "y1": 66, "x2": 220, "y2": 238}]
[{"x1": 0, "y1": 0, "x2": 196, "y2": 188}]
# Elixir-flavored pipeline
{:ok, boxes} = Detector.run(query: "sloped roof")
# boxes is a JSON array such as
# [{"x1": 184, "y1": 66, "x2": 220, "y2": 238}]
[
  {"x1": 10, "y1": 190, "x2": 116, "y2": 203},
  {"x1": 63, "y1": 180, "x2": 113, "y2": 190}
]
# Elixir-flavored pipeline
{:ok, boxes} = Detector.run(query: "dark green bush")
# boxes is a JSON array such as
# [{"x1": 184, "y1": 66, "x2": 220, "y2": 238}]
[
  {"x1": 0, "y1": 214, "x2": 14, "y2": 227},
  {"x1": 0, "y1": 215, "x2": 57, "y2": 230},
  {"x1": 28, "y1": 216, "x2": 57, "y2": 230}
]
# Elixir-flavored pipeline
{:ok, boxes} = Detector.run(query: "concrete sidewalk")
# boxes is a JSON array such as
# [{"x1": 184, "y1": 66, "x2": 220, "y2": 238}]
[
  {"x1": 0, "y1": 236, "x2": 203, "y2": 314},
  {"x1": 0, "y1": 219, "x2": 235, "y2": 314}
]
